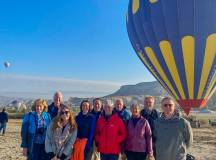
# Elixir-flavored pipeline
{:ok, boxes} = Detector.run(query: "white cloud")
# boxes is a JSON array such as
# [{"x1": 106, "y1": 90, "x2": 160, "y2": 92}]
[{"x1": 0, "y1": 73, "x2": 121, "y2": 99}]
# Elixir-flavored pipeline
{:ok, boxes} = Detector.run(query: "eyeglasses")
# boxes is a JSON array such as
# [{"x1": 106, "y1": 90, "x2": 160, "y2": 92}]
[
  {"x1": 163, "y1": 104, "x2": 174, "y2": 107},
  {"x1": 61, "y1": 111, "x2": 70, "y2": 115}
]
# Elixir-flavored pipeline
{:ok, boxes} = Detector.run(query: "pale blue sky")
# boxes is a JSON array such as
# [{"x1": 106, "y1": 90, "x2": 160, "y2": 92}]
[{"x1": 0, "y1": 0, "x2": 155, "y2": 98}]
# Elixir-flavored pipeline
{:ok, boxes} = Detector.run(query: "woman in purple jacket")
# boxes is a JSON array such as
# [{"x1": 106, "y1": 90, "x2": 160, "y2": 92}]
[{"x1": 125, "y1": 104, "x2": 154, "y2": 160}]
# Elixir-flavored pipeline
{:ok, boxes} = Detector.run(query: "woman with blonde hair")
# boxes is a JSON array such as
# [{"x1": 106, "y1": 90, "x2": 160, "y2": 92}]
[
  {"x1": 21, "y1": 99, "x2": 51, "y2": 160},
  {"x1": 45, "y1": 105, "x2": 77, "y2": 160}
]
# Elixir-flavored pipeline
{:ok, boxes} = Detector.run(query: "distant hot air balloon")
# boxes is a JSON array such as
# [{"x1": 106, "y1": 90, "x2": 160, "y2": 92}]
[
  {"x1": 4, "y1": 62, "x2": 10, "y2": 68},
  {"x1": 127, "y1": 0, "x2": 216, "y2": 115}
]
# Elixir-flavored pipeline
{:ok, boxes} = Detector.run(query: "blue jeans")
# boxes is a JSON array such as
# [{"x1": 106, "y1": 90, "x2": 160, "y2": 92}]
[
  {"x1": 0, "y1": 123, "x2": 7, "y2": 134},
  {"x1": 101, "y1": 153, "x2": 119, "y2": 160}
]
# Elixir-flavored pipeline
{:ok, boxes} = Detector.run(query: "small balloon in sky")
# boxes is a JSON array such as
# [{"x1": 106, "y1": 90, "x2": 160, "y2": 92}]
[{"x1": 4, "y1": 62, "x2": 11, "y2": 68}]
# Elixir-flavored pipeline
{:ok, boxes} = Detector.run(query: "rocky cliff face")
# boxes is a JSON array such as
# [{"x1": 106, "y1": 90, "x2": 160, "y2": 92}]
[{"x1": 107, "y1": 81, "x2": 169, "y2": 97}]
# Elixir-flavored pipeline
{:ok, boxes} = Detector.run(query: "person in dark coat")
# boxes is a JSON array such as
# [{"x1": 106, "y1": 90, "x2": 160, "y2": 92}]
[
  {"x1": 140, "y1": 96, "x2": 159, "y2": 158},
  {"x1": 75, "y1": 100, "x2": 96, "y2": 160},
  {"x1": 90, "y1": 98, "x2": 103, "y2": 160},
  {"x1": 48, "y1": 91, "x2": 64, "y2": 119},
  {"x1": 0, "y1": 108, "x2": 8, "y2": 135}
]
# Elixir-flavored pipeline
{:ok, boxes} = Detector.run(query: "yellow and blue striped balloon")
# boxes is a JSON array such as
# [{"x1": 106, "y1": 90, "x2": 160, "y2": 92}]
[{"x1": 126, "y1": 0, "x2": 216, "y2": 115}]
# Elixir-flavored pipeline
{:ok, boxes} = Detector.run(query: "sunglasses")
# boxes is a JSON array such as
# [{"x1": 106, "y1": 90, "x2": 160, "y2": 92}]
[
  {"x1": 163, "y1": 104, "x2": 174, "y2": 107},
  {"x1": 61, "y1": 111, "x2": 70, "y2": 115}
]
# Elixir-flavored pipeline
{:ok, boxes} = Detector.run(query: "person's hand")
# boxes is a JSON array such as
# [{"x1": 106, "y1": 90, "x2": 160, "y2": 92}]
[
  {"x1": 22, "y1": 148, "x2": 27, "y2": 156},
  {"x1": 147, "y1": 155, "x2": 155, "y2": 160},
  {"x1": 51, "y1": 156, "x2": 58, "y2": 160},
  {"x1": 121, "y1": 153, "x2": 127, "y2": 160}
]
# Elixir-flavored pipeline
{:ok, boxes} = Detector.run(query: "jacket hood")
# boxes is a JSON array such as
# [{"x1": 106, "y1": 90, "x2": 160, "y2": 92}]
[{"x1": 160, "y1": 109, "x2": 181, "y2": 120}]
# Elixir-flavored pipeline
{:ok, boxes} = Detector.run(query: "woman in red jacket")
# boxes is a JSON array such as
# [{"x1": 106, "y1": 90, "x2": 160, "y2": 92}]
[{"x1": 95, "y1": 99, "x2": 127, "y2": 160}]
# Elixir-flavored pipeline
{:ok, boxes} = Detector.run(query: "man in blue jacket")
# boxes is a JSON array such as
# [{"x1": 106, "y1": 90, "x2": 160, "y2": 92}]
[
  {"x1": 113, "y1": 98, "x2": 131, "y2": 125},
  {"x1": 0, "y1": 108, "x2": 8, "y2": 135}
]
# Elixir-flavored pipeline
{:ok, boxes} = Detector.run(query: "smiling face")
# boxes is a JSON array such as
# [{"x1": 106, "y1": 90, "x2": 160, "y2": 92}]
[
  {"x1": 36, "y1": 101, "x2": 44, "y2": 115},
  {"x1": 104, "y1": 104, "x2": 113, "y2": 116},
  {"x1": 161, "y1": 98, "x2": 175, "y2": 118},
  {"x1": 93, "y1": 100, "x2": 102, "y2": 112},
  {"x1": 60, "y1": 108, "x2": 70, "y2": 122},
  {"x1": 82, "y1": 102, "x2": 90, "y2": 114},
  {"x1": 115, "y1": 99, "x2": 124, "y2": 111},
  {"x1": 54, "y1": 92, "x2": 62, "y2": 107},
  {"x1": 131, "y1": 104, "x2": 141, "y2": 118},
  {"x1": 144, "y1": 97, "x2": 155, "y2": 111}
]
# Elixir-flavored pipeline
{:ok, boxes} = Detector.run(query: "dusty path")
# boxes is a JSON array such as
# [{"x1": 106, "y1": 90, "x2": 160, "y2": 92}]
[
  {"x1": 0, "y1": 119, "x2": 25, "y2": 160},
  {"x1": 0, "y1": 119, "x2": 216, "y2": 160},
  {"x1": 188, "y1": 127, "x2": 216, "y2": 160}
]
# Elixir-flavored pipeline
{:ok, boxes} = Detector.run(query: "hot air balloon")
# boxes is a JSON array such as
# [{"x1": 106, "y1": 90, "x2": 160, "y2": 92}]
[
  {"x1": 4, "y1": 62, "x2": 10, "y2": 68},
  {"x1": 126, "y1": 0, "x2": 216, "y2": 115}
]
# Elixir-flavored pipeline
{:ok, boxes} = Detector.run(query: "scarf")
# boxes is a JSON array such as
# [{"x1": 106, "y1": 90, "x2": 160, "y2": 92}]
[{"x1": 54, "y1": 123, "x2": 71, "y2": 156}]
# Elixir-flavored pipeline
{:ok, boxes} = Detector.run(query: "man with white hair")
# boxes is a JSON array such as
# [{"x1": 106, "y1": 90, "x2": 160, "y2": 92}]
[
  {"x1": 95, "y1": 99, "x2": 126, "y2": 160},
  {"x1": 48, "y1": 91, "x2": 64, "y2": 119},
  {"x1": 113, "y1": 98, "x2": 131, "y2": 125}
]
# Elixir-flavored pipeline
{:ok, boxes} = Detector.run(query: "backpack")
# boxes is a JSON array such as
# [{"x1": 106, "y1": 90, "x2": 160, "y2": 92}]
[{"x1": 186, "y1": 154, "x2": 195, "y2": 160}]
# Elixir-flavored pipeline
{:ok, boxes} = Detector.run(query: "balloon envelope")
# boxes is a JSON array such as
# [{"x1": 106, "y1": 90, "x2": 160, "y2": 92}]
[
  {"x1": 4, "y1": 62, "x2": 10, "y2": 68},
  {"x1": 127, "y1": 0, "x2": 216, "y2": 115}
]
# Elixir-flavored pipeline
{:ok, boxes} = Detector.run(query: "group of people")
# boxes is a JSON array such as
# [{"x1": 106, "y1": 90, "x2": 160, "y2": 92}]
[{"x1": 20, "y1": 91, "x2": 193, "y2": 160}]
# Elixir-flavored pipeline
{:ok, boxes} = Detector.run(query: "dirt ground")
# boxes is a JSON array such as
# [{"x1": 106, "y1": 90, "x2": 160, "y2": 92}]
[{"x1": 0, "y1": 119, "x2": 216, "y2": 160}]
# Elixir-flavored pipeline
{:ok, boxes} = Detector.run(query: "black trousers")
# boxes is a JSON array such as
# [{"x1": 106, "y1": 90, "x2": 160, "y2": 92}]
[
  {"x1": 28, "y1": 143, "x2": 49, "y2": 160},
  {"x1": 101, "y1": 153, "x2": 119, "y2": 160},
  {"x1": 125, "y1": 151, "x2": 147, "y2": 160}
]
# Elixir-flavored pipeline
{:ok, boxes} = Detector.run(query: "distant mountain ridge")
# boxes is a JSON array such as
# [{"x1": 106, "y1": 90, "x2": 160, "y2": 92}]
[
  {"x1": 107, "y1": 81, "x2": 169, "y2": 97},
  {"x1": 1, "y1": 81, "x2": 215, "y2": 110}
]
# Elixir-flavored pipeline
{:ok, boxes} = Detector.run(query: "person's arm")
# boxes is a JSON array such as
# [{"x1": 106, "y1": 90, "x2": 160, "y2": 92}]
[
  {"x1": 95, "y1": 118, "x2": 101, "y2": 146},
  {"x1": 20, "y1": 114, "x2": 29, "y2": 148},
  {"x1": 5, "y1": 113, "x2": 8, "y2": 123},
  {"x1": 183, "y1": 119, "x2": 193, "y2": 148},
  {"x1": 117, "y1": 118, "x2": 127, "y2": 143},
  {"x1": 85, "y1": 116, "x2": 96, "y2": 154},
  {"x1": 145, "y1": 120, "x2": 153, "y2": 157},
  {"x1": 62, "y1": 129, "x2": 77, "y2": 157},
  {"x1": 45, "y1": 121, "x2": 54, "y2": 154}
]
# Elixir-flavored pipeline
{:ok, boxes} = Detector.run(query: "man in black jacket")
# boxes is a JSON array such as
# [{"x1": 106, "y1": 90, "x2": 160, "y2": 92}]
[
  {"x1": 141, "y1": 96, "x2": 159, "y2": 159},
  {"x1": 48, "y1": 91, "x2": 64, "y2": 119},
  {"x1": 0, "y1": 108, "x2": 8, "y2": 135}
]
